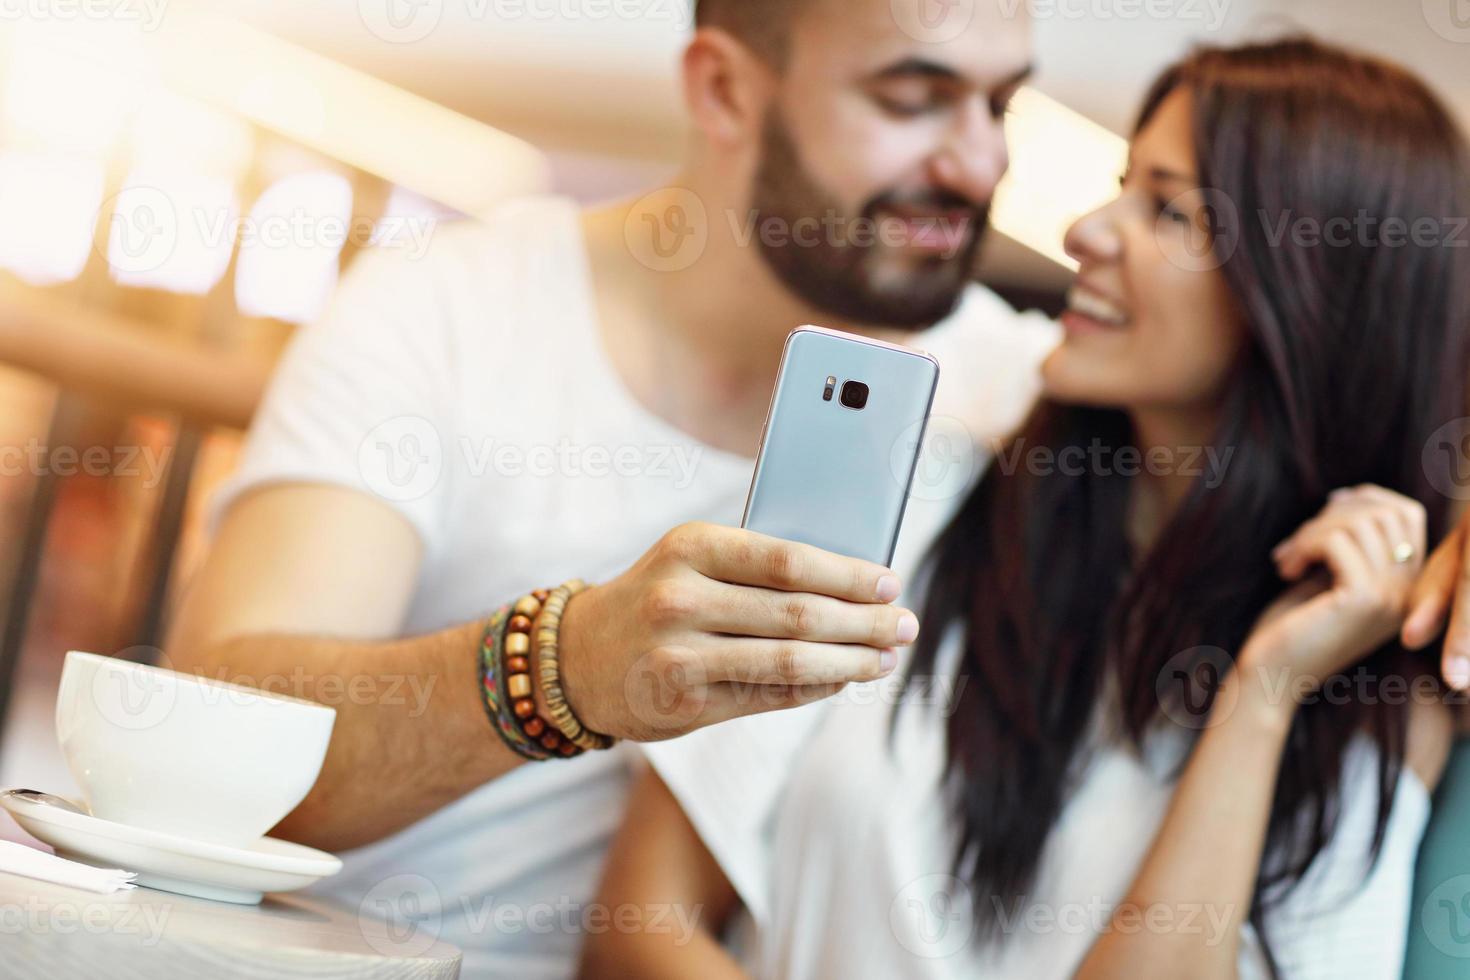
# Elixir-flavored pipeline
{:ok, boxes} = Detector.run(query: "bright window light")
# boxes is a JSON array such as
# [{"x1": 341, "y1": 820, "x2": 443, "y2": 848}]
[
  {"x1": 130, "y1": 90, "x2": 254, "y2": 181},
  {"x1": 0, "y1": 22, "x2": 148, "y2": 156},
  {"x1": 0, "y1": 150, "x2": 104, "y2": 285},
  {"x1": 992, "y1": 87, "x2": 1130, "y2": 271},
  {"x1": 234, "y1": 171, "x2": 354, "y2": 325},
  {"x1": 107, "y1": 172, "x2": 237, "y2": 294}
]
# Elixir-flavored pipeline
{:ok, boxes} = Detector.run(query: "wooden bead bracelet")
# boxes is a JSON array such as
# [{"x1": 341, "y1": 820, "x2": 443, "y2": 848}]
[
  {"x1": 477, "y1": 605, "x2": 554, "y2": 762},
  {"x1": 537, "y1": 580, "x2": 617, "y2": 753},
  {"x1": 477, "y1": 582, "x2": 617, "y2": 762}
]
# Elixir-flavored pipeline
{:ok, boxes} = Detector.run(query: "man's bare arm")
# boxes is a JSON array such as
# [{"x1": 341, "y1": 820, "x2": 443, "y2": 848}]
[
  {"x1": 168, "y1": 484, "x2": 917, "y2": 853},
  {"x1": 166, "y1": 484, "x2": 521, "y2": 851}
]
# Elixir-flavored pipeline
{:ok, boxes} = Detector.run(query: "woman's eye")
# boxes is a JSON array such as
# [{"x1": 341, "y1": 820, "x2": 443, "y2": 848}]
[{"x1": 1155, "y1": 196, "x2": 1192, "y2": 225}]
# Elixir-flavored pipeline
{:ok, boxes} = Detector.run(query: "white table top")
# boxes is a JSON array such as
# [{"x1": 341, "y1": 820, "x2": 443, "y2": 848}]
[{"x1": 0, "y1": 867, "x2": 463, "y2": 979}]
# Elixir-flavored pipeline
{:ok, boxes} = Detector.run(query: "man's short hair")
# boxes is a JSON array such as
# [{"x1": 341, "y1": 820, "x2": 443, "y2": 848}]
[{"x1": 693, "y1": 0, "x2": 805, "y2": 65}]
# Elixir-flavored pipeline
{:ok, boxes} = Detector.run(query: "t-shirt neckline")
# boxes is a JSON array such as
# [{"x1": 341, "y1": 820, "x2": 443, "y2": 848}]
[{"x1": 557, "y1": 198, "x2": 758, "y2": 474}]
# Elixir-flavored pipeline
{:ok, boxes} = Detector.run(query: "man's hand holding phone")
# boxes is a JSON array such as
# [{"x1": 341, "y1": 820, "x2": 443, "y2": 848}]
[{"x1": 556, "y1": 521, "x2": 917, "y2": 742}]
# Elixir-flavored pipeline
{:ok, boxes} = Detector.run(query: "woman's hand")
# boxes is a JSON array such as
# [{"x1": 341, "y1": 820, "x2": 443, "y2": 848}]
[{"x1": 1241, "y1": 485, "x2": 1426, "y2": 695}]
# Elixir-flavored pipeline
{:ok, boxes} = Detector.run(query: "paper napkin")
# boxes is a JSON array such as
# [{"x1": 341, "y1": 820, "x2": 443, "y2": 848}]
[{"x1": 0, "y1": 840, "x2": 137, "y2": 894}]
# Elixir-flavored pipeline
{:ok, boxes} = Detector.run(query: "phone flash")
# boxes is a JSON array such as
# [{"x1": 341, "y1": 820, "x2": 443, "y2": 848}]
[{"x1": 823, "y1": 376, "x2": 836, "y2": 402}]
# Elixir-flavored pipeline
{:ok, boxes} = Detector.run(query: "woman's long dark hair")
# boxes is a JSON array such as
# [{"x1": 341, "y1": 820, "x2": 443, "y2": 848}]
[{"x1": 905, "y1": 38, "x2": 1470, "y2": 970}]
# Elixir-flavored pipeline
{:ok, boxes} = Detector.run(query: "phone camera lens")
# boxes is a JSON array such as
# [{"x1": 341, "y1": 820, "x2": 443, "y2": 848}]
[{"x1": 839, "y1": 380, "x2": 869, "y2": 411}]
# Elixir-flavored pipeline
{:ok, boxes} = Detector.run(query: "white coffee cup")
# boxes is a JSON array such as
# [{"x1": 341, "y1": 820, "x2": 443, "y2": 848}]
[{"x1": 55, "y1": 651, "x2": 336, "y2": 847}]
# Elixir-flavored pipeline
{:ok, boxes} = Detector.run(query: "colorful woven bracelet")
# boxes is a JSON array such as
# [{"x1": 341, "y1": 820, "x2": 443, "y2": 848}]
[{"x1": 478, "y1": 606, "x2": 552, "y2": 762}]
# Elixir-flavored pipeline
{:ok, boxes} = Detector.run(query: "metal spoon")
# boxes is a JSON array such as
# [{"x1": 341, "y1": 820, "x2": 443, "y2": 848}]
[{"x1": 2, "y1": 789, "x2": 90, "y2": 815}]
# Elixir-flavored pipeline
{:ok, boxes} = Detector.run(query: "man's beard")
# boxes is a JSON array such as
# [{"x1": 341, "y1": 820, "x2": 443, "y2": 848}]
[{"x1": 749, "y1": 112, "x2": 990, "y2": 330}]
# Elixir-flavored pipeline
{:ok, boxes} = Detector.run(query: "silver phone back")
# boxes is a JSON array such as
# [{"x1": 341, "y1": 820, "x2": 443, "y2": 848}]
[{"x1": 742, "y1": 327, "x2": 940, "y2": 566}]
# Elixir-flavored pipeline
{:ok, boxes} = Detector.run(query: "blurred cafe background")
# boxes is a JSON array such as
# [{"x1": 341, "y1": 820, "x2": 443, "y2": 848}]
[{"x1": 0, "y1": 0, "x2": 1465, "y2": 800}]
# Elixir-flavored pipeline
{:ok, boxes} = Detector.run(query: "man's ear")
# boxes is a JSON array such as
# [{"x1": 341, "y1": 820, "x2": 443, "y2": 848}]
[{"x1": 681, "y1": 28, "x2": 777, "y2": 149}]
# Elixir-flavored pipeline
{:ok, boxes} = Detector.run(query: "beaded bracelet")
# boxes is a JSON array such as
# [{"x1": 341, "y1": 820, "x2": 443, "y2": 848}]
[
  {"x1": 502, "y1": 591, "x2": 581, "y2": 759},
  {"x1": 537, "y1": 580, "x2": 618, "y2": 753},
  {"x1": 477, "y1": 606, "x2": 553, "y2": 762}
]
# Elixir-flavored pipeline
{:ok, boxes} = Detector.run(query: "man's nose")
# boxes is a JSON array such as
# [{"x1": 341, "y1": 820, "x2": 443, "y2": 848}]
[{"x1": 929, "y1": 99, "x2": 1010, "y2": 207}]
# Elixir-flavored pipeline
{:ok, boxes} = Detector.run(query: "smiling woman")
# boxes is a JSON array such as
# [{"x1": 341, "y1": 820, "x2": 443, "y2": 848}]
[
  {"x1": 1045, "y1": 84, "x2": 1246, "y2": 420},
  {"x1": 907, "y1": 36, "x2": 1470, "y2": 978}
]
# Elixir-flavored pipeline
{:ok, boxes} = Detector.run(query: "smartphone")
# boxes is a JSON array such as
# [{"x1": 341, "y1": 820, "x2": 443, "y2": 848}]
[{"x1": 742, "y1": 326, "x2": 940, "y2": 566}]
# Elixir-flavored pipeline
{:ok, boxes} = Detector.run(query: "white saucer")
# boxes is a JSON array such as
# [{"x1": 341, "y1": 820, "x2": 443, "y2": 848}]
[{"x1": 1, "y1": 791, "x2": 341, "y2": 905}]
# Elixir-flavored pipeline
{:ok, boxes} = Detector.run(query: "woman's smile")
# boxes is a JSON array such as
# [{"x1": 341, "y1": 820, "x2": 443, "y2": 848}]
[{"x1": 1062, "y1": 281, "x2": 1132, "y2": 332}]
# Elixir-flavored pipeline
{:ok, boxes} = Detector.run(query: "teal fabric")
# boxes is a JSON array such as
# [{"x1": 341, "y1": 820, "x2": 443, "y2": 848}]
[{"x1": 1405, "y1": 738, "x2": 1470, "y2": 978}]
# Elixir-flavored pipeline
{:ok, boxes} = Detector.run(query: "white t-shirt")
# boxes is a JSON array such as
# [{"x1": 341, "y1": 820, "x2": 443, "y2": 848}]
[
  {"x1": 651, "y1": 598, "x2": 1431, "y2": 977},
  {"x1": 210, "y1": 195, "x2": 1059, "y2": 978},
  {"x1": 745, "y1": 684, "x2": 1429, "y2": 979}
]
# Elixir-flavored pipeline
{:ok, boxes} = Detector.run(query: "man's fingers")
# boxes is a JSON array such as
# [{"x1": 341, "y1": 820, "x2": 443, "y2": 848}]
[
  {"x1": 1404, "y1": 527, "x2": 1462, "y2": 649},
  {"x1": 1439, "y1": 525, "x2": 1470, "y2": 691},
  {"x1": 699, "y1": 582, "x2": 919, "y2": 649},
  {"x1": 699, "y1": 680, "x2": 851, "y2": 726},
  {"x1": 703, "y1": 638, "x2": 896, "y2": 685},
  {"x1": 671, "y1": 523, "x2": 900, "y2": 603}
]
